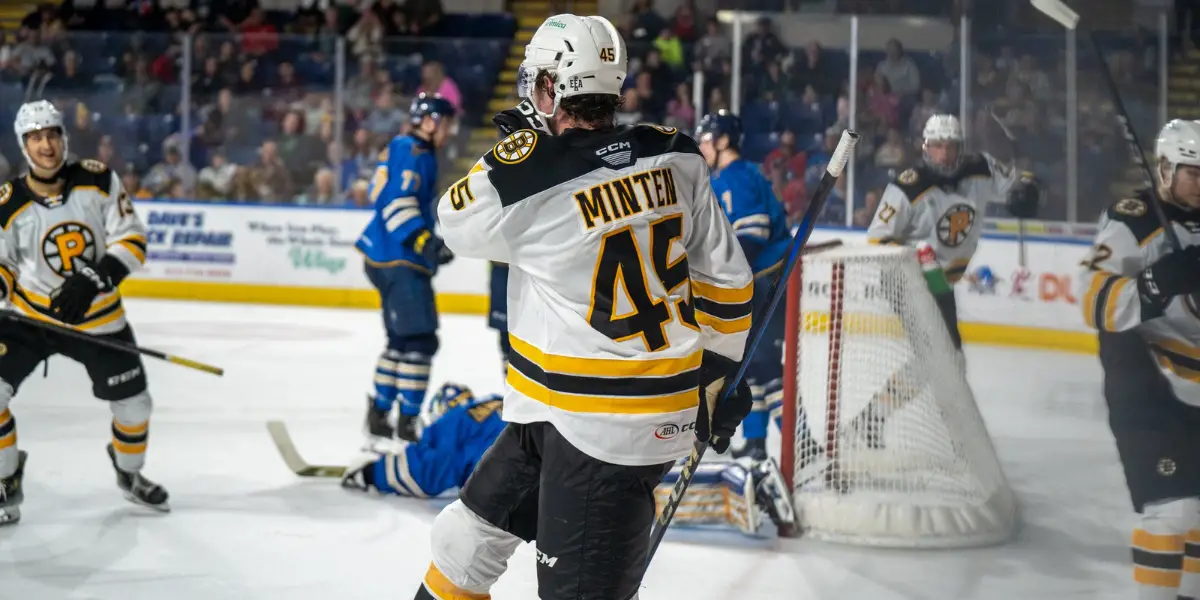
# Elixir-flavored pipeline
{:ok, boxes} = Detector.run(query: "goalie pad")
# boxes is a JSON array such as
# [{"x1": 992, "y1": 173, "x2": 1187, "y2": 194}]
[{"x1": 655, "y1": 457, "x2": 796, "y2": 535}]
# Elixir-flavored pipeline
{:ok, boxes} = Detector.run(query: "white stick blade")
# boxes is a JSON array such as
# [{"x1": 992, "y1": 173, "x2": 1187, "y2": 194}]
[{"x1": 1030, "y1": 0, "x2": 1079, "y2": 29}]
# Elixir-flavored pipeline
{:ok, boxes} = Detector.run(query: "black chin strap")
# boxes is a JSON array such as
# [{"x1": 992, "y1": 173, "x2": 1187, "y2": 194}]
[{"x1": 28, "y1": 167, "x2": 62, "y2": 185}]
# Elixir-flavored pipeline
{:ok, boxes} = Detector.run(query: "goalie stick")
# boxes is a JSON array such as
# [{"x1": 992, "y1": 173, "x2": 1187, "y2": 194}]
[
  {"x1": 266, "y1": 421, "x2": 348, "y2": 478},
  {"x1": 644, "y1": 129, "x2": 858, "y2": 569}
]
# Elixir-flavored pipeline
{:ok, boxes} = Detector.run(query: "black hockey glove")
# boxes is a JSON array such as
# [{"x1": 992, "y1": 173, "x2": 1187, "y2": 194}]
[
  {"x1": 696, "y1": 351, "x2": 753, "y2": 453},
  {"x1": 412, "y1": 230, "x2": 454, "y2": 273},
  {"x1": 50, "y1": 255, "x2": 126, "y2": 325},
  {"x1": 1137, "y1": 245, "x2": 1200, "y2": 310},
  {"x1": 1006, "y1": 172, "x2": 1041, "y2": 219},
  {"x1": 492, "y1": 99, "x2": 550, "y2": 138}
]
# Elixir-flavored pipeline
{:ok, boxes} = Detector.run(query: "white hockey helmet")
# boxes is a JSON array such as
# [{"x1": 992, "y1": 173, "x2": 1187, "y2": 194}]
[
  {"x1": 922, "y1": 113, "x2": 964, "y2": 175},
  {"x1": 14, "y1": 100, "x2": 68, "y2": 173},
  {"x1": 517, "y1": 14, "x2": 627, "y2": 118},
  {"x1": 1155, "y1": 119, "x2": 1200, "y2": 187}
]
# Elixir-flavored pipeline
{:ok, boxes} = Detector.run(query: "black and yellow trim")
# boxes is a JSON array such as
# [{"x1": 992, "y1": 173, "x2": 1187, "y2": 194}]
[
  {"x1": 111, "y1": 419, "x2": 148, "y2": 454},
  {"x1": 10, "y1": 285, "x2": 124, "y2": 331},
  {"x1": 1132, "y1": 528, "x2": 1185, "y2": 588},
  {"x1": 691, "y1": 278, "x2": 753, "y2": 334},
  {"x1": 1149, "y1": 339, "x2": 1200, "y2": 383},
  {"x1": 1080, "y1": 270, "x2": 1133, "y2": 332},
  {"x1": 421, "y1": 562, "x2": 490, "y2": 600},
  {"x1": 506, "y1": 334, "x2": 700, "y2": 414},
  {"x1": 0, "y1": 408, "x2": 15, "y2": 451},
  {"x1": 111, "y1": 234, "x2": 148, "y2": 265},
  {"x1": 0, "y1": 264, "x2": 14, "y2": 299}
]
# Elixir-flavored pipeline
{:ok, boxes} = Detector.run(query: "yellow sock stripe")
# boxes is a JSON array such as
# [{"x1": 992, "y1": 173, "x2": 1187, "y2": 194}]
[
  {"x1": 1134, "y1": 529, "x2": 1185, "y2": 553},
  {"x1": 113, "y1": 419, "x2": 149, "y2": 436},
  {"x1": 1135, "y1": 566, "x2": 1183, "y2": 588},
  {"x1": 422, "y1": 563, "x2": 490, "y2": 600},
  {"x1": 0, "y1": 408, "x2": 14, "y2": 450},
  {"x1": 112, "y1": 439, "x2": 147, "y2": 454}
]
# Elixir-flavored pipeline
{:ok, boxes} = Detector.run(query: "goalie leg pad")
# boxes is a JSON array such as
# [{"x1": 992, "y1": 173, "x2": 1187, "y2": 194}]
[
  {"x1": 1132, "y1": 497, "x2": 1200, "y2": 599},
  {"x1": 109, "y1": 390, "x2": 152, "y2": 472}
]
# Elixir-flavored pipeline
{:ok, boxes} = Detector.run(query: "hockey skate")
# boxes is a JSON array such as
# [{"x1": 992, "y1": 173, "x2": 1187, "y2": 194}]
[
  {"x1": 365, "y1": 394, "x2": 395, "y2": 440},
  {"x1": 106, "y1": 444, "x2": 170, "y2": 512},
  {"x1": 733, "y1": 437, "x2": 767, "y2": 461},
  {"x1": 0, "y1": 450, "x2": 28, "y2": 526}
]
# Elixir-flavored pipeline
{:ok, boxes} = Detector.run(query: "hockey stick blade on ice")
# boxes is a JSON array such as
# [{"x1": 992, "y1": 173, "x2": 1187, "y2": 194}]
[
  {"x1": 644, "y1": 129, "x2": 858, "y2": 568},
  {"x1": 0, "y1": 311, "x2": 224, "y2": 376},
  {"x1": 266, "y1": 421, "x2": 348, "y2": 478},
  {"x1": 1029, "y1": 0, "x2": 1185, "y2": 258}
]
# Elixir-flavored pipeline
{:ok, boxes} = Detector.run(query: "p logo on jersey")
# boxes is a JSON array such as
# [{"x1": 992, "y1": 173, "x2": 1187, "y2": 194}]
[
  {"x1": 42, "y1": 221, "x2": 98, "y2": 276},
  {"x1": 493, "y1": 130, "x2": 537, "y2": 165},
  {"x1": 937, "y1": 204, "x2": 976, "y2": 247}
]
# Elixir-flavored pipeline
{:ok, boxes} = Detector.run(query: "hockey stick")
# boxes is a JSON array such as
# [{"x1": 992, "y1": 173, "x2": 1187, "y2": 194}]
[
  {"x1": 644, "y1": 129, "x2": 858, "y2": 567},
  {"x1": 0, "y1": 310, "x2": 224, "y2": 376},
  {"x1": 1030, "y1": 0, "x2": 1184, "y2": 252},
  {"x1": 266, "y1": 421, "x2": 348, "y2": 477},
  {"x1": 986, "y1": 106, "x2": 1028, "y2": 269}
]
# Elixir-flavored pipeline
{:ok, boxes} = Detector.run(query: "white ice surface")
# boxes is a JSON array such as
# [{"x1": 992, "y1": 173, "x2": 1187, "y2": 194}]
[{"x1": 0, "y1": 298, "x2": 1134, "y2": 600}]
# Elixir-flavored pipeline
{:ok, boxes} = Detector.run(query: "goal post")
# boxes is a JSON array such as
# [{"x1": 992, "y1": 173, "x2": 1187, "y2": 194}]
[{"x1": 778, "y1": 244, "x2": 1017, "y2": 548}]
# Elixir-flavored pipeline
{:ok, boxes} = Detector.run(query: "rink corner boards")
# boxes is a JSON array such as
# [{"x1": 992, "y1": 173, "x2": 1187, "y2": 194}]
[{"x1": 117, "y1": 279, "x2": 1098, "y2": 355}]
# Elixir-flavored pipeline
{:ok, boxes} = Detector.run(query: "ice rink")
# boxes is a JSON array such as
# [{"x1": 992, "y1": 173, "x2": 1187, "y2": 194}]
[{"x1": 0, "y1": 298, "x2": 1136, "y2": 600}]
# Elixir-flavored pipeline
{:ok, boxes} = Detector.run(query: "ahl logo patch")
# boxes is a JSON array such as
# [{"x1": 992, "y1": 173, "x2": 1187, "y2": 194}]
[
  {"x1": 937, "y1": 203, "x2": 976, "y2": 247},
  {"x1": 654, "y1": 423, "x2": 680, "y2": 440},
  {"x1": 493, "y1": 130, "x2": 538, "y2": 165}
]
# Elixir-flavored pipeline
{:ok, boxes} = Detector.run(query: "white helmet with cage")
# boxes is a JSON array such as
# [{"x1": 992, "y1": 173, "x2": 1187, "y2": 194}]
[
  {"x1": 921, "y1": 113, "x2": 964, "y2": 175},
  {"x1": 14, "y1": 100, "x2": 68, "y2": 173},
  {"x1": 517, "y1": 14, "x2": 627, "y2": 118},
  {"x1": 1155, "y1": 119, "x2": 1200, "y2": 188}
]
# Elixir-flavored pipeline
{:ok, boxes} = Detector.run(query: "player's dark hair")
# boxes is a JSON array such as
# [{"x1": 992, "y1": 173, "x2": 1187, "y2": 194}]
[{"x1": 536, "y1": 70, "x2": 622, "y2": 129}]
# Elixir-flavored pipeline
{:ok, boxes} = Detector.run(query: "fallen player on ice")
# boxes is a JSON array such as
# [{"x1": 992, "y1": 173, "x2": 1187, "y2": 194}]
[{"x1": 340, "y1": 382, "x2": 796, "y2": 537}]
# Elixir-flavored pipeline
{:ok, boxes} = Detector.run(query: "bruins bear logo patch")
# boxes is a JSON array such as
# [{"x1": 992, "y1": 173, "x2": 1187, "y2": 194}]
[
  {"x1": 493, "y1": 130, "x2": 538, "y2": 165},
  {"x1": 1114, "y1": 198, "x2": 1147, "y2": 217},
  {"x1": 80, "y1": 159, "x2": 108, "y2": 173},
  {"x1": 0, "y1": 182, "x2": 11, "y2": 205},
  {"x1": 897, "y1": 169, "x2": 919, "y2": 185}
]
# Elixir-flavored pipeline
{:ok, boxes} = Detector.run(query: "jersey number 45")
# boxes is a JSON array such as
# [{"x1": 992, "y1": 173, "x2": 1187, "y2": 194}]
[{"x1": 587, "y1": 214, "x2": 698, "y2": 352}]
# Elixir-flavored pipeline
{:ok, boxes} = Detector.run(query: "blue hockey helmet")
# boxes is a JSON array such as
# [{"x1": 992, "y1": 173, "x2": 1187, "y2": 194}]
[
  {"x1": 409, "y1": 92, "x2": 456, "y2": 126},
  {"x1": 422, "y1": 382, "x2": 474, "y2": 428},
  {"x1": 695, "y1": 110, "x2": 743, "y2": 150}
]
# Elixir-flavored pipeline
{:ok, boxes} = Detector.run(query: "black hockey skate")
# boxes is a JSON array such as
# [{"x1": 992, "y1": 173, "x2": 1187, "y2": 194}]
[
  {"x1": 395, "y1": 413, "x2": 419, "y2": 442},
  {"x1": 733, "y1": 437, "x2": 768, "y2": 461},
  {"x1": 365, "y1": 394, "x2": 395, "y2": 439},
  {"x1": 106, "y1": 444, "x2": 169, "y2": 512},
  {"x1": 0, "y1": 450, "x2": 28, "y2": 526}
]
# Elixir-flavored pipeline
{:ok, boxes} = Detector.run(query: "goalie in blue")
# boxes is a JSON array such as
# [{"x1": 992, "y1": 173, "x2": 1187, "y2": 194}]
[
  {"x1": 696, "y1": 110, "x2": 791, "y2": 461},
  {"x1": 355, "y1": 93, "x2": 457, "y2": 443},
  {"x1": 340, "y1": 382, "x2": 795, "y2": 534}
]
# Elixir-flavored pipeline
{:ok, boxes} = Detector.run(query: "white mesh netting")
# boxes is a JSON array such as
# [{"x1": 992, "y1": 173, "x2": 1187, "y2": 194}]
[{"x1": 787, "y1": 245, "x2": 1017, "y2": 548}]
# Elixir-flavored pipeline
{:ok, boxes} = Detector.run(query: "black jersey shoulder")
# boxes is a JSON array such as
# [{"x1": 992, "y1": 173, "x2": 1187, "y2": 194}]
[
  {"x1": 956, "y1": 153, "x2": 993, "y2": 179},
  {"x1": 1102, "y1": 190, "x2": 1161, "y2": 244},
  {"x1": 0, "y1": 178, "x2": 31, "y2": 230},
  {"x1": 484, "y1": 124, "x2": 700, "y2": 207},
  {"x1": 62, "y1": 159, "x2": 115, "y2": 194},
  {"x1": 888, "y1": 163, "x2": 939, "y2": 203}
]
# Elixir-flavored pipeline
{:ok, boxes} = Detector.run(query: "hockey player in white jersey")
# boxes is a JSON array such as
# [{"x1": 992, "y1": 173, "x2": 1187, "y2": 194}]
[
  {"x1": 0, "y1": 100, "x2": 167, "y2": 525},
  {"x1": 417, "y1": 14, "x2": 754, "y2": 600},
  {"x1": 1078, "y1": 119, "x2": 1200, "y2": 600}
]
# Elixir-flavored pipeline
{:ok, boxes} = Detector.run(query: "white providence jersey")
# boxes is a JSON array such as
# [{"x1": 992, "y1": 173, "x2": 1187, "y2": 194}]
[
  {"x1": 437, "y1": 124, "x2": 754, "y2": 466},
  {"x1": 1078, "y1": 192, "x2": 1200, "y2": 406},
  {"x1": 0, "y1": 160, "x2": 146, "y2": 335},
  {"x1": 866, "y1": 153, "x2": 1020, "y2": 283}
]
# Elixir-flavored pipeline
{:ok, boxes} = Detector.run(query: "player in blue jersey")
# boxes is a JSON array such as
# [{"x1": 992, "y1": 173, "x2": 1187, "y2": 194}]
[
  {"x1": 341, "y1": 382, "x2": 795, "y2": 535},
  {"x1": 695, "y1": 110, "x2": 792, "y2": 461},
  {"x1": 355, "y1": 92, "x2": 457, "y2": 443}
]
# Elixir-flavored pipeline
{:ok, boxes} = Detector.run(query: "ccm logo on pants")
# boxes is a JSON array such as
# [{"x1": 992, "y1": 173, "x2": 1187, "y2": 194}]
[
  {"x1": 107, "y1": 367, "x2": 142, "y2": 387},
  {"x1": 535, "y1": 548, "x2": 558, "y2": 568}
]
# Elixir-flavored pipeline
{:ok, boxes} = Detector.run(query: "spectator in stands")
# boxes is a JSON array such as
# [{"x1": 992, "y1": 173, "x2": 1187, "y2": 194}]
[
  {"x1": 209, "y1": 0, "x2": 260, "y2": 33},
  {"x1": 743, "y1": 17, "x2": 784, "y2": 67},
  {"x1": 124, "y1": 57, "x2": 162, "y2": 114},
  {"x1": 754, "y1": 59, "x2": 788, "y2": 102},
  {"x1": 654, "y1": 29, "x2": 684, "y2": 71},
  {"x1": 343, "y1": 127, "x2": 378, "y2": 188},
  {"x1": 278, "y1": 110, "x2": 323, "y2": 185},
  {"x1": 249, "y1": 140, "x2": 293, "y2": 203},
  {"x1": 193, "y1": 56, "x2": 228, "y2": 106},
  {"x1": 875, "y1": 38, "x2": 920, "y2": 99},
  {"x1": 373, "y1": 0, "x2": 405, "y2": 36},
  {"x1": 416, "y1": 61, "x2": 462, "y2": 113},
  {"x1": 95, "y1": 135, "x2": 128, "y2": 175},
  {"x1": 233, "y1": 59, "x2": 260, "y2": 95},
  {"x1": 150, "y1": 44, "x2": 179, "y2": 84},
  {"x1": 197, "y1": 149, "x2": 238, "y2": 200},
  {"x1": 665, "y1": 81, "x2": 695, "y2": 130},
  {"x1": 9, "y1": 27, "x2": 55, "y2": 78},
  {"x1": 707, "y1": 86, "x2": 729, "y2": 113},
  {"x1": 122, "y1": 168, "x2": 150, "y2": 200},
  {"x1": 348, "y1": 178, "x2": 370, "y2": 207},
  {"x1": 693, "y1": 17, "x2": 730, "y2": 73},
  {"x1": 71, "y1": 104, "x2": 98, "y2": 160},
  {"x1": 617, "y1": 89, "x2": 642, "y2": 126},
  {"x1": 634, "y1": 70, "x2": 665, "y2": 123},
  {"x1": 1011, "y1": 53, "x2": 1052, "y2": 102},
  {"x1": 301, "y1": 94, "x2": 334, "y2": 136},
  {"x1": 823, "y1": 176, "x2": 848, "y2": 224},
  {"x1": 273, "y1": 62, "x2": 305, "y2": 107},
  {"x1": 46, "y1": 49, "x2": 85, "y2": 92},
  {"x1": 240, "y1": 8, "x2": 279, "y2": 57},
  {"x1": 874, "y1": 128, "x2": 908, "y2": 169},
  {"x1": 781, "y1": 177, "x2": 807, "y2": 225},
  {"x1": 364, "y1": 88, "x2": 406, "y2": 137},
  {"x1": 628, "y1": 0, "x2": 666, "y2": 42},
  {"x1": 805, "y1": 131, "x2": 839, "y2": 188},
  {"x1": 763, "y1": 129, "x2": 807, "y2": 193},
  {"x1": 853, "y1": 189, "x2": 880, "y2": 227},
  {"x1": 671, "y1": 0, "x2": 699, "y2": 42},
  {"x1": 348, "y1": 8, "x2": 384, "y2": 61},
  {"x1": 792, "y1": 41, "x2": 839, "y2": 98},
  {"x1": 908, "y1": 88, "x2": 940, "y2": 138},
  {"x1": 867, "y1": 73, "x2": 900, "y2": 129},
  {"x1": 295, "y1": 168, "x2": 338, "y2": 205},
  {"x1": 407, "y1": 0, "x2": 445, "y2": 35},
  {"x1": 144, "y1": 144, "x2": 198, "y2": 197},
  {"x1": 972, "y1": 54, "x2": 1005, "y2": 103},
  {"x1": 348, "y1": 56, "x2": 380, "y2": 112}
]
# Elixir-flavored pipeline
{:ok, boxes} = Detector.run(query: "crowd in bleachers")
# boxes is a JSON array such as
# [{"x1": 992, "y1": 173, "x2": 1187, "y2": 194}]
[
  {"x1": 0, "y1": 1, "x2": 513, "y2": 204},
  {"x1": 0, "y1": 1, "x2": 1165, "y2": 222}
]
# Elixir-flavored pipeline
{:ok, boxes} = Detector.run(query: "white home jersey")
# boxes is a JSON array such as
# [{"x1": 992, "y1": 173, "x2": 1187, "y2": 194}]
[
  {"x1": 0, "y1": 160, "x2": 146, "y2": 335},
  {"x1": 866, "y1": 153, "x2": 1020, "y2": 283},
  {"x1": 437, "y1": 124, "x2": 754, "y2": 466},
  {"x1": 1078, "y1": 191, "x2": 1200, "y2": 406}
]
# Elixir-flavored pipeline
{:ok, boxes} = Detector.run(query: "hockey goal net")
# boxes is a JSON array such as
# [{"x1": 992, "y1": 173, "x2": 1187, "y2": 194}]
[{"x1": 778, "y1": 244, "x2": 1016, "y2": 548}]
